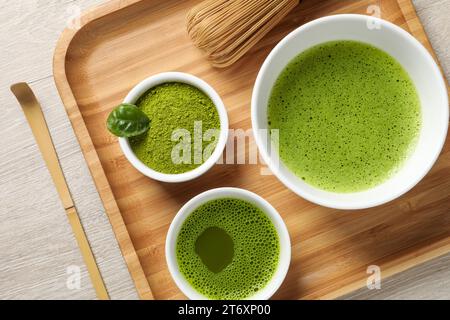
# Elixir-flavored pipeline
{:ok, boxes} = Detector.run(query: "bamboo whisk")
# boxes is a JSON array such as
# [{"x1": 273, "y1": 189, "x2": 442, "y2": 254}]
[{"x1": 187, "y1": 0, "x2": 300, "y2": 68}]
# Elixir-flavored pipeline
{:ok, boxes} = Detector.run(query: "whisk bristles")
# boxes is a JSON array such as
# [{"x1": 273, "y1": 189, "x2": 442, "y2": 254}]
[{"x1": 187, "y1": 0, "x2": 300, "y2": 68}]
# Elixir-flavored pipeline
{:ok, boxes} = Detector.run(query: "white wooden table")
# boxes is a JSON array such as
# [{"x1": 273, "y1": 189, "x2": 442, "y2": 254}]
[{"x1": 0, "y1": 0, "x2": 448, "y2": 300}]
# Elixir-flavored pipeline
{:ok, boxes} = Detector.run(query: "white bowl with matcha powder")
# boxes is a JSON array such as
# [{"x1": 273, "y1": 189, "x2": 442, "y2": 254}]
[{"x1": 119, "y1": 72, "x2": 228, "y2": 183}]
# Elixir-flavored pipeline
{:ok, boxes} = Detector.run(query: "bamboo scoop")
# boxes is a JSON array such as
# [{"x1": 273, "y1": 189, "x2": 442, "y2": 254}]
[
  {"x1": 11, "y1": 83, "x2": 109, "y2": 300},
  {"x1": 187, "y1": 0, "x2": 300, "y2": 68}
]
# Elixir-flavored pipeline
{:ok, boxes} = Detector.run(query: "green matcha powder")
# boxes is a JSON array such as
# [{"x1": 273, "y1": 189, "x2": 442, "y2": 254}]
[{"x1": 130, "y1": 82, "x2": 220, "y2": 174}]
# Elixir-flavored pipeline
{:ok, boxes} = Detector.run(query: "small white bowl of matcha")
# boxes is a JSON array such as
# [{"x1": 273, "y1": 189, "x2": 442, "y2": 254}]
[
  {"x1": 118, "y1": 72, "x2": 228, "y2": 183},
  {"x1": 252, "y1": 14, "x2": 448, "y2": 209},
  {"x1": 165, "y1": 187, "x2": 291, "y2": 300}
]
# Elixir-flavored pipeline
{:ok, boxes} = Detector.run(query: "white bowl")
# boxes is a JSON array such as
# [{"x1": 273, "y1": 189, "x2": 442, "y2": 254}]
[
  {"x1": 119, "y1": 72, "x2": 229, "y2": 183},
  {"x1": 252, "y1": 14, "x2": 448, "y2": 210},
  {"x1": 165, "y1": 187, "x2": 291, "y2": 300}
]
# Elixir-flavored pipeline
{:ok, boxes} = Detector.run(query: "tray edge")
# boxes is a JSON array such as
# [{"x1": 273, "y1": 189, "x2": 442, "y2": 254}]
[
  {"x1": 52, "y1": 0, "x2": 154, "y2": 300},
  {"x1": 399, "y1": 0, "x2": 450, "y2": 94}
]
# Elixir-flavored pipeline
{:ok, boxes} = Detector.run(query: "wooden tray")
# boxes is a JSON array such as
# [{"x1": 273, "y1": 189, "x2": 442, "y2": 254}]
[{"x1": 54, "y1": 0, "x2": 450, "y2": 299}]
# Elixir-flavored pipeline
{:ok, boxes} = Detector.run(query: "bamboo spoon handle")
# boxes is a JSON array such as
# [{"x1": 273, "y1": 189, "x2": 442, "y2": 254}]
[{"x1": 11, "y1": 82, "x2": 110, "y2": 300}]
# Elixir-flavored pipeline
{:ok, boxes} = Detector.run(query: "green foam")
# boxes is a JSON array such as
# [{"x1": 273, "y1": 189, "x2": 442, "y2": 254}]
[
  {"x1": 176, "y1": 198, "x2": 280, "y2": 300},
  {"x1": 268, "y1": 40, "x2": 421, "y2": 192}
]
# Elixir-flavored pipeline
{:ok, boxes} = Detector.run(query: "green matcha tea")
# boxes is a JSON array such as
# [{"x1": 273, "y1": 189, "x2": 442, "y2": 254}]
[
  {"x1": 130, "y1": 82, "x2": 220, "y2": 174},
  {"x1": 176, "y1": 198, "x2": 280, "y2": 300},
  {"x1": 268, "y1": 40, "x2": 421, "y2": 192}
]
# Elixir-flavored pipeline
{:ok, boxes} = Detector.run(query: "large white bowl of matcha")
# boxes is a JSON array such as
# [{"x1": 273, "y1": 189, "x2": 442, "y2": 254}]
[{"x1": 252, "y1": 14, "x2": 448, "y2": 209}]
